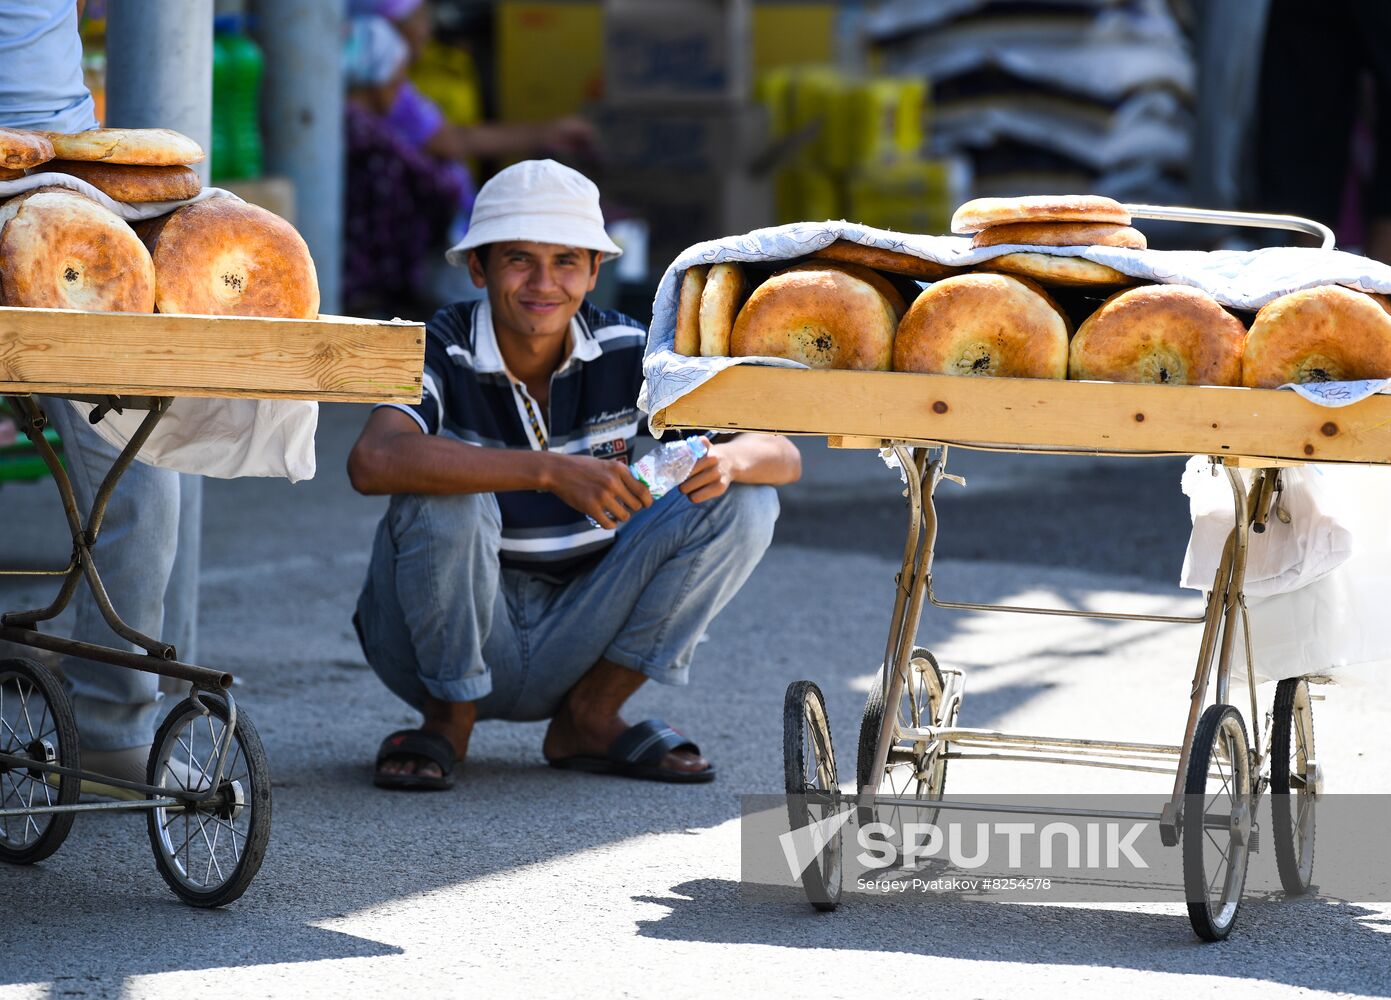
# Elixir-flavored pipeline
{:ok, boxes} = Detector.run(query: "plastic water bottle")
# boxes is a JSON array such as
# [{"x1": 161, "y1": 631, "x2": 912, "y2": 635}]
[
  {"x1": 586, "y1": 437, "x2": 709, "y2": 527},
  {"x1": 212, "y1": 15, "x2": 264, "y2": 181},
  {"x1": 632, "y1": 436, "x2": 709, "y2": 499}
]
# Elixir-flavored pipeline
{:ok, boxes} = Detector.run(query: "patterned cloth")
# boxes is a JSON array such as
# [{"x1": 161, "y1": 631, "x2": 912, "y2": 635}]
[
  {"x1": 638, "y1": 220, "x2": 1391, "y2": 429},
  {"x1": 343, "y1": 103, "x2": 467, "y2": 310}
]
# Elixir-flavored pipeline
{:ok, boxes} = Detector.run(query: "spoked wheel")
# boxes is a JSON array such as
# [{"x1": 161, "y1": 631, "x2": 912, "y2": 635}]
[
  {"x1": 147, "y1": 693, "x2": 271, "y2": 907},
  {"x1": 855, "y1": 648, "x2": 949, "y2": 860},
  {"x1": 1183, "y1": 704, "x2": 1253, "y2": 941},
  {"x1": 857, "y1": 647, "x2": 949, "y2": 800},
  {"x1": 0, "y1": 658, "x2": 80, "y2": 864},
  {"x1": 782, "y1": 680, "x2": 842, "y2": 911},
  {"x1": 1270, "y1": 678, "x2": 1316, "y2": 895}
]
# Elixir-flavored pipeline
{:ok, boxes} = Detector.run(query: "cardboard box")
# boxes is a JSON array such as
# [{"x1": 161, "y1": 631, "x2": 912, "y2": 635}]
[{"x1": 603, "y1": 0, "x2": 751, "y2": 103}]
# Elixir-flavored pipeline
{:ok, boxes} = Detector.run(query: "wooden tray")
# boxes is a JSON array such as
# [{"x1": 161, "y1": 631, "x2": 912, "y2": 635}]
[
  {"x1": 655, "y1": 366, "x2": 1391, "y2": 465},
  {"x1": 0, "y1": 306, "x2": 424, "y2": 403}
]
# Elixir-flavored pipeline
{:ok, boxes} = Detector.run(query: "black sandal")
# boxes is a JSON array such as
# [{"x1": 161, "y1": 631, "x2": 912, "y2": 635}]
[{"x1": 374, "y1": 729, "x2": 456, "y2": 791}]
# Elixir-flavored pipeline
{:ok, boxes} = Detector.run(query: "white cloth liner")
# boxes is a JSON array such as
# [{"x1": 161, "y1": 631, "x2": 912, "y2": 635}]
[{"x1": 1, "y1": 173, "x2": 320, "y2": 481}]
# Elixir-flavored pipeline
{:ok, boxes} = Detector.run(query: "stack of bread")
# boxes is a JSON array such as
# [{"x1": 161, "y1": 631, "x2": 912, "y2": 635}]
[
  {"x1": 0, "y1": 126, "x2": 318, "y2": 319},
  {"x1": 671, "y1": 192, "x2": 1391, "y2": 390}
]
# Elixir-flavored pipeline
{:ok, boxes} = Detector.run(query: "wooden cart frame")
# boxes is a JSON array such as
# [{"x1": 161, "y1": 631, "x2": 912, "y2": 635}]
[
  {"x1": 655, "y1": 207, "x2": 1367, "y2": 940},
  {"x1": 0, "y1": 307, "x2": 423, "y2": 906}
]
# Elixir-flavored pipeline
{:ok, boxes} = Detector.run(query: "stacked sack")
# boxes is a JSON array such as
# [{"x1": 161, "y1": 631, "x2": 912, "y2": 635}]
[
  {"x1": 0, "y1": 126, "x2": 317, "y2": 319},
  {"x1": 671, "y1": 193, "x2": 1391, "y2": 389}
]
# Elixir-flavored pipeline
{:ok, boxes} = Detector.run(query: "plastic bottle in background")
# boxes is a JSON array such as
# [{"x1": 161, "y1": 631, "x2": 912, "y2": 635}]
[
  {"x1": 212, "y1": 14, "x2": 264, "y2": 181},
  {"x1": 586, "y1": 437, "x2": 710, "y2": 528}
]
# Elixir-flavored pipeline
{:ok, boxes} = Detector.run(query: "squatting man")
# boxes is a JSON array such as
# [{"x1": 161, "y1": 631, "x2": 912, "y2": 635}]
[{"x1": 349, "y1": 159, "x2": 802, "y2": 789}]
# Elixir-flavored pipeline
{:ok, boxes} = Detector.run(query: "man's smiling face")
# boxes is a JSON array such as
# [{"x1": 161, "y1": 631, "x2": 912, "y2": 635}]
[{"x1": 468, "y1": 241, "x2": 601, "y2": 342}]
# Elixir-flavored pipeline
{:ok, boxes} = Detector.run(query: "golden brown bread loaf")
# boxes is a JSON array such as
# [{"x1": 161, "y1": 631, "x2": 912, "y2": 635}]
[
  {"x1": 136, "y1": 199, "x2": 319, "y2": 318},
  {"x1": 978, "y1": 251, "x2": 1135, "y2": 288},
  {"x1": 41, "y1": 160, "x2": 202, "y2": 203},
  {"x1": 0, "y1": 167, "x2": 25, "y2": 181},
  {"x1": 730, "y1": 267, "x2": 897, "y2": 370},
  {"x1": 0, "y1": 188, "x2": 154, "y2": 311},
  {"x1": 43, "y1": 128, "x2": 204, "y2": 166},
  {"x1": 811, "y1": 239, "x2": 959, "y2": 280},
  {"x1": 0, "y1": 128, "x2": 53, "y2": 170},
  {"x1": 673, "y1": 265, "x2": 708, "y2": 356},
  {"x1": 1242, "y1": 285, "x2": 1391, "y2": 388},
  {"x1": 1068, "y1": 285, "x2": 1246, "y2": 386},
  {"x1": 952, "y1": 195, "x2": 1130, "y2": 234},
  {"x1": 779, "y1": 260, "x2": 908, "y2": 318},
  {"x1": 893, "y1": 273, "x2": 1070, "y2": 379},
  {"x1": 971, "y1": 222, "x2": 1147, "y2": 250},
  {"x1": 698, "y1": 262, "x2": 746, "y2": 357}
]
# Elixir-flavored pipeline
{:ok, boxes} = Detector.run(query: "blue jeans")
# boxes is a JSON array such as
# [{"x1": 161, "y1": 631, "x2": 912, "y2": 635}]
[
  {"x1": 43, "y1": 399, "x2": 201, "y2": 751},
  {"x1": 355, "y1": 485, "x2": 779, "y2": 722}
]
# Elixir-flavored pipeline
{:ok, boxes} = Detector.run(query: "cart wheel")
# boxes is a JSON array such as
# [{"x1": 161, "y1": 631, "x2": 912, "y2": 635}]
[
  {"x1": 856, "y1": 647, "x2": 949, "y2": 800},
  {"x1": 782, "y1": 680, "x2": 842, "y2": 911},
  {"x1": 146, "y1": 693, "x2": 271, "y2": 907},
  {"x1": 0, "y1": 658, "x2": 80, "y2": 864},
  {"x1": 1183, "y1": 704, "x2": 1253, "y2": 942},
  {"x1": 1269, "y1": 678, "x2": 1316, "y2": 895}
]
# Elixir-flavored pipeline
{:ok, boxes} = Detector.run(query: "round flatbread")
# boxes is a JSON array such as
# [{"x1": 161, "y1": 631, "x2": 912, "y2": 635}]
[
  {"x1": 952, "y1": 195, "x2": 1129, "y2": 235},
  {"x1": 40, "y1": 160, "x2": 202, "y2": 204},
  {"x1": 730, "y1": 268, "x2": 897, "y2": 370},
  {"x1": 673, "y1": 264, "x2": 708, "y2": 356},
  {"x1": 0, "y1": 167, "x2": 25, "y2": 181},
  {"x1": 977, "y1": 251, "x2": 1136, "y2": 288},
  {"x1": 1069, "y1": 285, "x2": 1246, "y2": 386},
  {"x1": 42, "y1": 127, "x2": 204, "y2": 166},
  {"x1": 0, "y1": 188, "x2": 154, "y2": 311},
  {"x1": 893, "y1": 273, "x2": 1070, "y2": 379},
  {"x1": 971, "y1": 222, "x2": 1146, "y2": 250},
  {"x1": 0, "y1": 127, "x2": 54, "y2": 170},
  {"x1": 136, "y1": 199, "x2": 319, "y2": 318},
  {"x1": 698, "y1": 262, "x2": 746, "y2": 357},
  {"x1": 810, "y1": 239, "x2": 959, "y2": 281},
  {"x1": 1242, "y1": 285, "x2": 1391, "y2": 388},
  {"x1": 778, "y1": 260, "x2": 908, "y2": 318}
]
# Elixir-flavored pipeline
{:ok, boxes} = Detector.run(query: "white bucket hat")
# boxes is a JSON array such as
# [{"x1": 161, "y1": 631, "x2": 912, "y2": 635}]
[{"x1": 445, "y1": 159, "x2": 623, "y2": 267}]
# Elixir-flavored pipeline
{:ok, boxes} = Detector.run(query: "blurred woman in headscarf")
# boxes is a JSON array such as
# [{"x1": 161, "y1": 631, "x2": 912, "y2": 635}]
[
  {"x1": 349, "y1": 0, "x2": 594, "y2": 192},
  {"x1": 342, "y1": 15, "x2": 468, "y2": 315}
]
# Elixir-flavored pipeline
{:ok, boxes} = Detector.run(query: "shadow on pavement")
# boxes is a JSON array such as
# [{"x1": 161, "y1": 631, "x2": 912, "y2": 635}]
[{"x1": 634, "y1": 879, "x2": 1391, "y2": 996}]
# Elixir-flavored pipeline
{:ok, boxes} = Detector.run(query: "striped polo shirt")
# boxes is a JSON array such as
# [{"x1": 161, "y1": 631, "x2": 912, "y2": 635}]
[{"x1": 379, "y1": 298, "x2": 648, "y2": 579}]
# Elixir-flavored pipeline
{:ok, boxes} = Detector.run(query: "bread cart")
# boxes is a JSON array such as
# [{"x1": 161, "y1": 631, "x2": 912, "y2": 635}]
[
  {"x1": 651, "y1": 209, "x2": 1386, "y2": 941},
  {"x1": 0, "y1": 305, "x2": 423, "y2": 906}
]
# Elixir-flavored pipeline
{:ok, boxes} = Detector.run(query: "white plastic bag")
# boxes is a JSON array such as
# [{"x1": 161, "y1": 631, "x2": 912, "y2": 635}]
[
  {"x1": 1195, "y1": 463, "x2": 1391, "y2": 685},
  {"x1": 1179, "y1": 457, "x2": 1353, "y2": 599}
]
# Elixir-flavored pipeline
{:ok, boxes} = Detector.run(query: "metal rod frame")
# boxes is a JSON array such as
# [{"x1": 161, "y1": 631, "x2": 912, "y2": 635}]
[
  {"x1": 0, "y1": 396, "x2": 243, "y2": 823},
  {"x1": 857, "y1": 445, "x2": 1283, "y2": 847}
]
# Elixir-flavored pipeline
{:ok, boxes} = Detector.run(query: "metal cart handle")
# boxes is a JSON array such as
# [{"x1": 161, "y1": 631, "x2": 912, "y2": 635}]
[{"x1": 1125, "y1": 204, "x2": 1335, "y2": 251}]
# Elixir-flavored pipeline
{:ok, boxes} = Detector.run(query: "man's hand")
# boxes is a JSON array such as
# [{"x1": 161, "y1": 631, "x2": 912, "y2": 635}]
[
  {"x1": 549, "y1": 454, "x2": 652, "y2": 529},
  {"x1": 679, "y1": 438, "x2": 739, "y2": 504}
]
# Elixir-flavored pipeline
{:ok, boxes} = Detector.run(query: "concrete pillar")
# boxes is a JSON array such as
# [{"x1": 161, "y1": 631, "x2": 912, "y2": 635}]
[
  {"x1": 105, "y1": 1, "x2": 214, "y2": 185},
  {"x1": 249, "y1": 0, "x2": 344, "y2": 313}
]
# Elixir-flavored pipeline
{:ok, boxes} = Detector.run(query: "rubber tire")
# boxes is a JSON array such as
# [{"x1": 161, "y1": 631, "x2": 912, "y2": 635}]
[
  {"x1": 1183, "y1": 704, "x2": 1252, "y2": 942},
  {"x1": 782, "y1": 679, "x2": 841, "y2": 912},
  {"x1": 1270, "y1": 678, "x2": 1315, "y2": 895},
  {"x1": 0, "y1": 658, "x2": 80, "y2": 865},
  {"x1": 147, "y1": 695, "x2": 272, "y2": 907},
  {"x1": 856, "y1": 646, "x2": 947, "y2": 794}
]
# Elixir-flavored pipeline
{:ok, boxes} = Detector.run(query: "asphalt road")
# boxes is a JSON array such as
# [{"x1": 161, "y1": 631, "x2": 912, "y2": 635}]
[{"x1": 1, "y1": 404, "x2": 1387, "y2": 999}]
